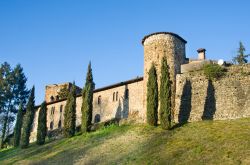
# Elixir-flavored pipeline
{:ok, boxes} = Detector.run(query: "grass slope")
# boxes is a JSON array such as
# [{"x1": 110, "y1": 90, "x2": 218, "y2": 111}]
[{"x1": 0, "y1": 118, "x2": 250, "y2": 165}]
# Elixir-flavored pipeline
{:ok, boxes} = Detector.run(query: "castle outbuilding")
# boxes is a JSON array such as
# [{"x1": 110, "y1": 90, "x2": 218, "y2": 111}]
[{"x1": 30, "y1": 32, "x2": 250, "y2": 142}]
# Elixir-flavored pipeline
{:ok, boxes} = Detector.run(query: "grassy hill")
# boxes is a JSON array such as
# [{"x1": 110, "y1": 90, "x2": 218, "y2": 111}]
[{"x1": 0, "y1": 118, "x2": 250, "y2": 165}]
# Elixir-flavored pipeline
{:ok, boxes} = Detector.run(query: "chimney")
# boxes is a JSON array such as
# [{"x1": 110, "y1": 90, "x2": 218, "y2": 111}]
[{"x1": 197, "y1": 48, "x2": 206, "y2": 60}]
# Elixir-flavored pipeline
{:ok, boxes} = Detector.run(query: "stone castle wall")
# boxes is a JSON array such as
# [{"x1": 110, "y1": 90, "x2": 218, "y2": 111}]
[
  {"x1": 174, "y1": 65, "x2": 250, "y2": 123},
  {"x1": 93, "y1": 79, "x2": 143, "y2": 123},
  {"x1": 30, "y1": 32, "x2": 250, "y2": 144},
  {"x1": 30, "y1": 79, "x2": 143, "y2": 142}
]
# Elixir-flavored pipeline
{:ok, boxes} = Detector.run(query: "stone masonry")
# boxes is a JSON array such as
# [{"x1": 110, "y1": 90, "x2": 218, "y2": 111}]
[
  {"x1": 175, "y1": 64, "x2": 250, "y2": 123},
  {"x1": 142, "y1": 32, "x2": 187, "y2": 121}
]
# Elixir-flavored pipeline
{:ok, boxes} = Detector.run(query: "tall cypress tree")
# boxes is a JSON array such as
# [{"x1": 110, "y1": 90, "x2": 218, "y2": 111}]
[
  {"x1": 81, "y1": 62, "x2": 95, "y2": 133},
  {"x1": 160, "y1": 57, "x2": 171, "y2": 130},
  {"x1": 21, "y1": 86, "x2": 35, "y2": 148},
  {"x1": 63, "y1": 83, "x2": 76, "y2": 137},
  {"x1": 36, "y1": 101, "x2": 47, "y2": 145},
  {"x1": 147, "y1": 63, "x2": 158, "y2": 126},
  {"x1": 13, "y1": 103, "x2": 24, "y2": 147}
]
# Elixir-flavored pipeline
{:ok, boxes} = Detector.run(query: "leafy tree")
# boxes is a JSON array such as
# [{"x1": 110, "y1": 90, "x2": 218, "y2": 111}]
[
  {"x1": 21, "y1": 86, "x2": 35, "y2": 148},
  {"x1": 81, "y1": 62, "x2": 95, "y2": 133},
  {"x1": 36, "y1": 101, "x2": 47, "y2": 145},
  {"x1": 147, "y1": 63, "x2": 158, "y2": 126},
  {"x1": 63, "y1": 83, "x2": 76, "y2": 137},
  {"x1": 159, "y1": 57, "x2": 172, "y2": 130},
  {"x1": 0, "y1": 63, "x2": 29, "y2": 148},
  {"x1": 58, "y1": 85, "x2": 69, "y2": 99},
  {"x1": 233, "y1": 41, "x2": 249, "y2": 64},
  {"x1": 13, "y1": 103, "x2": 24, "y2": 147}
]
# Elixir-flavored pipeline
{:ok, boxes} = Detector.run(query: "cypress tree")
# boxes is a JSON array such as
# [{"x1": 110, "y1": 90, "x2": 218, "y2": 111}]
[
  {"x1": 81, "y1": 62, "x2": 95, "y2": 133},
  {"x1": 147, "y1": 63, "x2": 158, "y2": 126},
  {"x1": 21, "y1": 86, "x2": 35, "y2": 148},
  {"x1": 160, "y1": 57, "x2": 171, "y2": 130},
  {"x1": 63, "y1": 82, "x2": 76, "y2": 137},
  {"x1": 36, "y1": 101, "x2": 47, "y2": 145},
  {"x1": 13, "y1": 103, "x2": 24, "y2": 147}
]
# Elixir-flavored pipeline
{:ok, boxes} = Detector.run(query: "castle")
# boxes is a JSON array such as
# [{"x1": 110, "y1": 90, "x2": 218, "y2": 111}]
[{"x1": 30, "y1": 32, "x2": 250, "y2": 142}]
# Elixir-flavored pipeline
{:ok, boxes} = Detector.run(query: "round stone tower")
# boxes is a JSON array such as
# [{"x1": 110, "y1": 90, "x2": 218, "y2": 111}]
[{"x1": 142, "y1": 32, "x2": 187, "y2": 121}]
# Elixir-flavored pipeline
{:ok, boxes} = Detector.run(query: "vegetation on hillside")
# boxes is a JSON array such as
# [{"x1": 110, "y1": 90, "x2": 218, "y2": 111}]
[
  {"x1": 81, "y1": 62, "x2": 95, "y2": 133},
  {"x1": 36, "y1": 101, "x2": 47, "y2": 145},
  {"x1": 63, "y1": 83, "x2": 77, "y2": 137},
  {"x1": 0, "y1": 118, "x2": 249, "y2": 164},
  {"x1": 20, "y1": 86, "x2": 35, "y2": 149},
  {"x1": 159, "y1": 57, "x2": 172, "y2": 130},
  {"x1": 0, "y1": 62, "x2": 29, "y2": 148},
  {"x1": 147, "y1": 63, "x2": 158, "y2": 126},
  {"x1": 13, "y1": 103, "x2": 23, "y2": 147}
]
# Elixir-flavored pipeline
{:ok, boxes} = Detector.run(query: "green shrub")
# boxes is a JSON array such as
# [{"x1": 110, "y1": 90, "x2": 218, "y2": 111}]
[{"x1": 203, "y1": 64, "x2": 226, "y2": 80}]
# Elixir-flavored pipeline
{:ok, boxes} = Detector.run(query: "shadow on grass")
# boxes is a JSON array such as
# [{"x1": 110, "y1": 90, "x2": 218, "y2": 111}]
[
  {"x1": 0, "y1": 124, "x2": 132, "y2": 165},
  {"x1": 170, "y1": 122, "x2": 189, "y2": 130}
]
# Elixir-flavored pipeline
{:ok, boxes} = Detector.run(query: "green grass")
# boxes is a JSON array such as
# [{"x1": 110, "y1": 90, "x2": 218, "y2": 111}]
[{"x1": 1, "y1": 118, "x2": 250, "y2": 165}]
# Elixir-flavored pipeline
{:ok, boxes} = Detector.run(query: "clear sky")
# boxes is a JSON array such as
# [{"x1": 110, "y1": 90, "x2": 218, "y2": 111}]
[{"x1": 0, "y1": 0, "x2": 250, "y2": 105}]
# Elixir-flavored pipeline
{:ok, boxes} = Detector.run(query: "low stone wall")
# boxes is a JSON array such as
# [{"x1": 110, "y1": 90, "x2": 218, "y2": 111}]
[{"x1": 175, "y1": 64, "x2": 250, "y2": 123}]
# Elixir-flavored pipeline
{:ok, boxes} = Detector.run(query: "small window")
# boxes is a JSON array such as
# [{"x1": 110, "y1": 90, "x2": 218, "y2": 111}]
[
  {"x1": 125, "y1": 89, "x2": 129, "y2": 99},
  {"x1": 98, "y1": 96, "x2": 101, "y2": 105},
  {"x1": 60, "y1": 105, "x2": 63, "y2": 113},
  {"x1": 58, "y1": 120, "x2": 62, "y2": 128},
  {"x1": 50, "y1": 121, "x2": 54, "y2": 130},
  {"x1": 116, "y1": 92, "x2": 118, "y2": 101},
  {"x1": 50, "y1": 96, "x2": 54, "y2": 102},
  {"x1": 56, "y1": 95, "x2": 59, "y2": 101},
  {"x1": 94, "y1": 114, "x2": 101, "y2": 123},
  {"x1": 51, "y1": 106, "x2": 56, "y2": 115},
  {"x1": 113, "y1": 92, "x2": 115, "y2": 102}
]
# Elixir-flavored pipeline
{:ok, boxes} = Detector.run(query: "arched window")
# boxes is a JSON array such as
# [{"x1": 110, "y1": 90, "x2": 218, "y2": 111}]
[
  {"x1": 116, "y1": 92, "x2": 118, "y2": 101},
  {"x1": 98, "y1": 96, "x2": 101, "y2": 105},
  {"x1": 58, "y1": 120, "x2": 62, "y2": 128},
  {"x1": 60, "y1": 105, "x2": 63, "y2": 113},
  {"x1": 50, "y1": 96, "x2": 54, "y2": 102},
  {"x1": 56, "y1": 95, "x2": 59, "y2": 101},
  {"x1": 50, "y1": 121, "x2": 54, "y2": 130},
  {"x1": 113, "y1": 92, "x2": 115, "y2": 102},
  {"x1": 125, "y1": 89, "x2": 129, "y2": 99},
  {"x1": 94, "y1": 114, "x2": 101, "y2": 123}
]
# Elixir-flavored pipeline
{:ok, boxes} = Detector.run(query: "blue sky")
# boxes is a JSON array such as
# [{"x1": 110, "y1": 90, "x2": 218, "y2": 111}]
[{"x1": 0, "y1": 0, "x2": 250, "y2": 105}]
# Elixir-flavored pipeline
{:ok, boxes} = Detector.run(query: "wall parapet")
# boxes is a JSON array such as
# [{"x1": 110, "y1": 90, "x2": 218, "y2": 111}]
[{"x1": 175, "y1": 64, "x2": 250, "y2": 123}]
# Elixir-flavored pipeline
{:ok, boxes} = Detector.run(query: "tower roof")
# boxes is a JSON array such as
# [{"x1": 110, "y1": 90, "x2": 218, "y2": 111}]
[{"x1": 142, "y1": 32, "x2": 187, "y2": 45}]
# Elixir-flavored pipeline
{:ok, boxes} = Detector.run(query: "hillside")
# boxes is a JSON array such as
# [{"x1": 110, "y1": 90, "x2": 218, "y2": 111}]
[{"x1": 0, "y1": 118, "x2": 250, "y2": 165}]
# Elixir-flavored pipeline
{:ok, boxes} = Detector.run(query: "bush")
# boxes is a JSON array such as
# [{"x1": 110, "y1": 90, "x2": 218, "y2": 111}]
[{"x1": 203, "y1": 64, "x2": 226, "y2": 80}]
